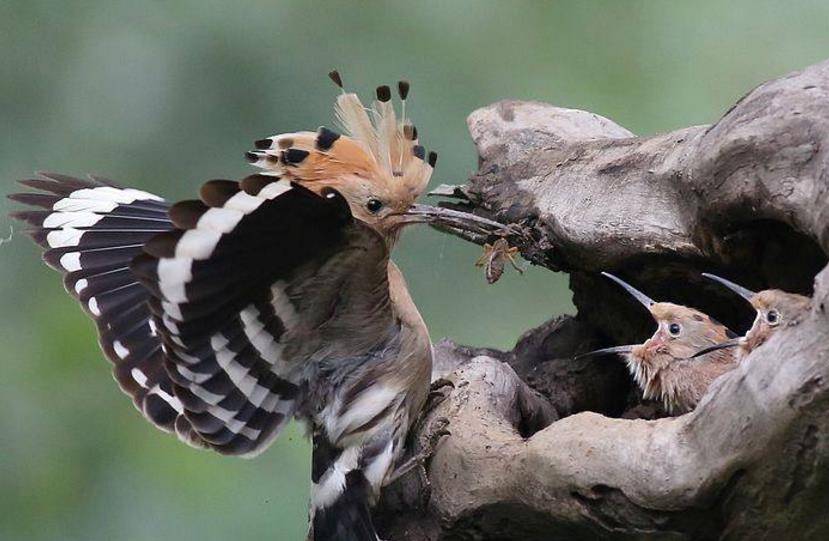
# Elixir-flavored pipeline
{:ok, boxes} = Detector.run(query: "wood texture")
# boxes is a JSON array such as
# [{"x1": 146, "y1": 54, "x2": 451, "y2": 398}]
[{"x1": 376, "y1": 59, "x2": 829, "y2": 539}]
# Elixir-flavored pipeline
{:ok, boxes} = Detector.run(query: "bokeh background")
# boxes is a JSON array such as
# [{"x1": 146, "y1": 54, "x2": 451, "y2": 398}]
[{"x1": 2, "y1": 1, "x2": 828, "y2": 539}]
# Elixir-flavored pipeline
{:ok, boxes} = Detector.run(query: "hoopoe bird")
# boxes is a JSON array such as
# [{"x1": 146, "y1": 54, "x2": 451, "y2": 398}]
[
  {"x1": 8, "y1": 73, "x2": 505, "y2": 541},
  {"x1": 577, "y1": 272, "x2": 738, "y2": 414},
  {"x1": 691, "y1": 273, "x2": 812, "y2": 362}
]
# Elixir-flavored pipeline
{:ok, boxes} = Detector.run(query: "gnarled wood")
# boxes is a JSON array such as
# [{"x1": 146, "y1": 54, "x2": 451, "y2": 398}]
[{"x1": 377, "y1": 59, "x2": 829, "y2": 539}]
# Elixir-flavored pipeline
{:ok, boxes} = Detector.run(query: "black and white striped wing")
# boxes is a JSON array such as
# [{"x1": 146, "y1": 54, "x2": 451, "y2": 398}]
[
  {"x1": 131, "y1": 174, "x2": 393, "y2": 457},
  {"x1": 8, "y1": 173, "x2": 189, "y2": 434}
]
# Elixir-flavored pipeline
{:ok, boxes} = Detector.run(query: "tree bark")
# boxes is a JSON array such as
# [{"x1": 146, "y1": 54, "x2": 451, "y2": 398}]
[{"x1": 376, "y1": 59, "x2": 829, "y2": 540}]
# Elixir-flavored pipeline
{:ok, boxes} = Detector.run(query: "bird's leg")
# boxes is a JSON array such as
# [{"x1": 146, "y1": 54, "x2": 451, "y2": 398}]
[
  {"x1": 386, "y1": 416, "x2": 451, "y2": 486},
  {"x1": 386, "y1": 379, "x2": 454, "y2": 487}
]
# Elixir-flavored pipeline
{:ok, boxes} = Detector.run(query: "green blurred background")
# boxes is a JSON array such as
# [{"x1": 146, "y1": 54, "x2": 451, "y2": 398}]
[{"x1": 1, "y1": 1, "x2": 828, "y2": 539}]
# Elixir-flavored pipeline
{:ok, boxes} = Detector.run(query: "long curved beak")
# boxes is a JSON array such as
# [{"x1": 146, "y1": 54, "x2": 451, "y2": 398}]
[
  {"x1": 602, "y1": 272, "x2": 656, "y2": 308},
  {"x1": 396, "y1": 204, "x2": 510, "y2": 235},
  {"x1": 702, "y1": 273, "x2": 756, "y2": 301},
  {"x1": 688, "y1": 338, "x2": 743, "y2": 359},
  {"x1": 574, "y1": 345, "x2": 634, "y2": 360}
]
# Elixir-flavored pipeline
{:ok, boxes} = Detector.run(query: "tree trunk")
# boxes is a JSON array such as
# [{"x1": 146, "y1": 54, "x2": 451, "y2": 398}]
[{"x1": 376, "y1": 59, "x2": 829, "y2": 540}]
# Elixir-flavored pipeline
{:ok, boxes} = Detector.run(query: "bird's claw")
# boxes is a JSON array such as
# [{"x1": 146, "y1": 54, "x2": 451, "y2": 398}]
[
  {"x1": 425, "y1": 378, "x2": 455, "y2": 413},
  {"x1": 387, "y1": 417, "x2": 450, "y2": 487}
]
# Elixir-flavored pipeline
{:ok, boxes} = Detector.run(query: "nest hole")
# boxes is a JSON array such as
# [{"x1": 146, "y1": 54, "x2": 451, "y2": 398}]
[{"x1": 559, "y1": 218, "x2": 827, "y2": 419}]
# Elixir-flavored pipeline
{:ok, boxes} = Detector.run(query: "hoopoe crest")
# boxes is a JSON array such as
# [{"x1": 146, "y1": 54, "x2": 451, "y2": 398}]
[{"x1": 246, "y1": 71, "x2": 437, "y2": 241}]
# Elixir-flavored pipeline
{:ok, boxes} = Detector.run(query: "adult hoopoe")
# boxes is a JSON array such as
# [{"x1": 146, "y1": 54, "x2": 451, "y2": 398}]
[
  {"x1": 577, "y1": 272, "x2": 738, "y2": 414},
  {"x1": 690, "y1": 273, "x2": 812, "y2": 362},
  {"x1": 8, "y1": 73, "x2": 505, "y2": 541}
]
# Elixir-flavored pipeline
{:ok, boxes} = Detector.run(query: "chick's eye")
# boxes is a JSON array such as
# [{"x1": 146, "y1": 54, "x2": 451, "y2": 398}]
[
  {"x1": 668, "y1": 323, "x2": 681, "y2": 336},
  {"x1": 766, "y1": 310, "x2": 780, "y2": 325},
  {"x1": 366, "y1": 198, "x2": 383, "y2": 213}
]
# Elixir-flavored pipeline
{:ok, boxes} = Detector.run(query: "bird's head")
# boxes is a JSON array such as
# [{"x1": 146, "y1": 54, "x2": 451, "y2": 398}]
[
  {"x1": 641, "y1": 302, "x2": 734, "y2": 363},
  {"x1": 701, "y1": 273, "x2": 811, "y2": 355},
  {"x1": 577, "y1": 273, "x2": 734, "y2": 381},
  {"x1": 244, "y1": 72, "x2": 504, "y2": 246}
]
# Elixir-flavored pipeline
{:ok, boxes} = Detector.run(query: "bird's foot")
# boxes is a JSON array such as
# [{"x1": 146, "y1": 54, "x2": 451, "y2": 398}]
[
  {"x1": 425, "y1": 377, "x2": 455, "y2": 413},
  {"x1": 387, "y1": 416, "x2": 451, "y2": 486}
]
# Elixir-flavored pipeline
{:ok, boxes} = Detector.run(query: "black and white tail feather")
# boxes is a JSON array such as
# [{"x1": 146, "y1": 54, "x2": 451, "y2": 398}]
[{"x1": 310, "y1": 430, "x2": 382, "y2": 541}]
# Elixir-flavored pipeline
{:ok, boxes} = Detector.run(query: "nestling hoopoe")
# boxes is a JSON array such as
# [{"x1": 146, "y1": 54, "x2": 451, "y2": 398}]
[
  {"x1": 577, "y1": 272, "x2": 738, "y2": 414},
  {"x1": 691, "y1": 273, "x2": 812, "y2": 362},
  {"x1": 8, "y1": 73, "x2": 505, "y2": 541}
]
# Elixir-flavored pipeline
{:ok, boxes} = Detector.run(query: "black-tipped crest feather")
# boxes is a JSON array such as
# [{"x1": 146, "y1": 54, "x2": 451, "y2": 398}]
[{"x1": 328, "y1": 69, "x2": 343, "y2": 88}]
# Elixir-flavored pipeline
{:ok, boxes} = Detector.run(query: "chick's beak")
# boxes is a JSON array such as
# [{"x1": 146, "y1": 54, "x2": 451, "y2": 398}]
[
  {"x1": 394, "y1": 204, "x2": 511, "y2": 235},
  {"x1": 702, "y1": 273, "x2": 756, "y2": 301},
  {"x1": 602, "y1": 272, "x2": 657, "y2": 310},
  {"x1": 574, "y1": 345, "x2": 635, "y2": 360}
]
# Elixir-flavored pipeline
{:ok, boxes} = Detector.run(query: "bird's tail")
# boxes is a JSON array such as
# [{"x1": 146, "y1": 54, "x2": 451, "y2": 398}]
[{"x1": 309, "y1": 431, "x2": 383, "y2": 541}]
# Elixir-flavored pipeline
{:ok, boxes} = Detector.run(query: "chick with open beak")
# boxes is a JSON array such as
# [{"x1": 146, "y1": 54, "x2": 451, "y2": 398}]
[
  {"x1": 577, "y1": 272, "x2": 739, "y2": 414},
  {"x1": 691, "y1": 273, "x2": 813, "y2": 362}
]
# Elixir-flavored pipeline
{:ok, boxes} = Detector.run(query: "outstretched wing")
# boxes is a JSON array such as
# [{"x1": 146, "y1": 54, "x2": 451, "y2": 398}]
[
  {"x1": 8, "y1": 173, "x2": 189, "y2": 434},
  {"x1": 131, "y1": 174, "x2": 394, "y2": 457}
]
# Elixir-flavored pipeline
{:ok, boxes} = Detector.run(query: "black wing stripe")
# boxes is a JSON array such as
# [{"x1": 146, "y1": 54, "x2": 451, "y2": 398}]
[
  {"x1": 142, "y1": 377, "x2": 185, "y2": 429},
  {"x1": 112, "y1": 344, "x2": 164, "y2": 398},
  {"x1": 73, "y1": 267, "x2": 135, "y2": 300},
  {"x1": 188, "y1": 320, "x2": 296, "y2": 407},
  {"x1": 12, "y1": 211, "x2": 170, "y2": 232},
  {"x1": 144, "y1": 392, "x2": 180, "y2": 427},
  {"x1": 97, "y1": 298, "x2": 152, "y2": 335},
  {"x1": 100, "y1": 329, "x2": 153, "y2": 366},
  {"x1": 44, "y1": 244, "x2": 148, "y2": 273},
  {"x1": 32, "y1": 229, "x2": 170, "y2": 251},
  {"x1": 63, "y1": 264, "x2": 133, "y2": 297},
  {"x1": 18, "y1": 175, "x2": 95, "y2": 194},
  {"x1": 103, "y1": 319, "x2": 157, "y2": 357},
  {"x1": 83, "y1": 282, "x2": 146, "y2": 319}
]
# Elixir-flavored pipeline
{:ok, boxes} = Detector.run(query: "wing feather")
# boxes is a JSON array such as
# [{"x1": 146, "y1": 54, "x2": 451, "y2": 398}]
[
  {"x1": 132, "y1": 174, "x2": 393, "y2": 456},
  {"x1": 8, "y1": 173, "x2": 193, "y2": 438}
]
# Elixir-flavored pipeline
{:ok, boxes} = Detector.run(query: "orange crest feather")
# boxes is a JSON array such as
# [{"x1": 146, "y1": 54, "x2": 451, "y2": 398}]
[{"x1": 246, "y1": 74, "x2": 435, "y2": 203}]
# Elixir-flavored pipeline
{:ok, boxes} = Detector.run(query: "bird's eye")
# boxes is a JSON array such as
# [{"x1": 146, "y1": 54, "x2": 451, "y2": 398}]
[
  {"x1": 366, "y1": 198, "x2": 383, "y2": 214},
  {"x1": 766, "y1": 309, "x2": 780, "y2": 326},
  {"x1": 668, "y1": 323, "x2": 681, "y2": 336}
]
